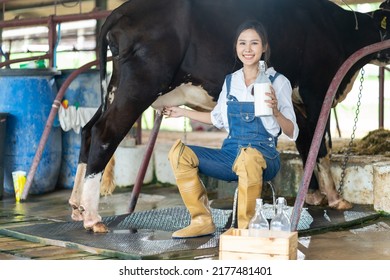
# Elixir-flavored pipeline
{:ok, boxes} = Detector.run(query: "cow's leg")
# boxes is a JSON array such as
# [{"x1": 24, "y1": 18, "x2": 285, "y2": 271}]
[
  {"x1": 69, "y1": 163, "x2": 87, "y2": 221},
  {"x1": 79, "y1": 99, "x2": 150, "y2": 232},
  {"x1": 80, "y1": 172, "x2": 105, "y2": 232},
  {"x1": 315, "y1": 127, "x2": 352, "y2": 210},
  {"x1": 296, "y1": 103, "x2": 352, "y2": 210},
  {"x1": 69, "y1": 106, "x2": 103, "y2": 221}
]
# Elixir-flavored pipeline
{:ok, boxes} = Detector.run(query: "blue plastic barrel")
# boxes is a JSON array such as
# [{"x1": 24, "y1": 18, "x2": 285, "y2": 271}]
[
  {"x1": 0, "y1": 69, "x2": 61, "y2": 195},
  {"x1": 0, "y1": 113, "x2": 7, "y2": 199},
  {"x1": 55, "y1": 69, "x2": 100, "y2": 189}
]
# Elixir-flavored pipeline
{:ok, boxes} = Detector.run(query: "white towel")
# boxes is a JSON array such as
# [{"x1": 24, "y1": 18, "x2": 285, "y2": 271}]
[{"x1": 58, "y1": 106, "x2": 98, "y2": 133}]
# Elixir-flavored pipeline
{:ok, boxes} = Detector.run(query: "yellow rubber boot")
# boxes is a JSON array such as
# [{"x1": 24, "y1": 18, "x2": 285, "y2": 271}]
[
  {"x1": 232, "y1": 147, "x2": 266, "y2": 229},
  {"x1": 168, "y1": 139, "x2": 216, "y2": 238}
]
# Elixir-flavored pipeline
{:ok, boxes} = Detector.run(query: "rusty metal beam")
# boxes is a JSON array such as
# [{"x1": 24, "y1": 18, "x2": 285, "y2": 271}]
[
  {"x1": 0, "y1": 0, "x2": 89, "y2": 10},
  {"x1": 0, "y1": 9, "x2": 110, "y2": 68},
  {"x1": 128, "y1": 113, "x2": 163, "y2": 213},
  {"x1": 0, "y1": 53, "x2": 49, "y2": 68},
  {"x1": 0, "y1": 10, "x2": 110, "y2": 28}
]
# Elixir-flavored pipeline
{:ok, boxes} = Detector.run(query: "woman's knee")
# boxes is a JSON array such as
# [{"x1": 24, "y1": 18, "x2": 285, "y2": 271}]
[
  {"x1": 233, "y1": 147, "x2": 267, "y2": 173},
  {"x1": 168, "y1": 139, "x2": 199, "y2": 170}
]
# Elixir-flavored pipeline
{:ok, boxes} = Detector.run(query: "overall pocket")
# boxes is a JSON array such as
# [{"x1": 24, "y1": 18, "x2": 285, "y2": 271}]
[
  {"x1": 228, "y1": 112, "x2": 260, "y2": 140},
  {"x1": 255, "y1": 141, "x2": 279, "y2": 160}
]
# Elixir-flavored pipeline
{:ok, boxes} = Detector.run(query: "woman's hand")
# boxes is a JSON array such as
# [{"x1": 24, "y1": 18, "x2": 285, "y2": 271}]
[
  {"x1": 265, "y1": 87, "x2": 281, "y2": 117},
  {"x1": 162, "y1": 106, "x2": 213, "y2": 124},
  {"x1": 162, "y1": 106, "x2": 184, "y2": 118}
]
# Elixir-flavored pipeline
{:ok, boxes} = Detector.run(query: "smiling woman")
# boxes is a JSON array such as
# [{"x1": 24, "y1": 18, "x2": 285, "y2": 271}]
[{"x1": 162, "y1": 20, "x2": 298, "y2": 238}]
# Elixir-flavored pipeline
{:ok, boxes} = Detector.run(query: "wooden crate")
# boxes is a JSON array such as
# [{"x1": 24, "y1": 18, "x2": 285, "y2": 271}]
[{"x1": 219, "y1": 228, "x2": 298, "y2": 260}]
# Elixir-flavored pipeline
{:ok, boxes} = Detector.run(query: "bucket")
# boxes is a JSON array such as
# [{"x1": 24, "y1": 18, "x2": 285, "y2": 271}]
[
  {"x1": 0, "y1": 113, "x2": 7, "y2": 199},
  {"x1": 55, "y1": 69, "x2": 100, "y2": 189},
  {"x1": 0, "y1": 69, "x2": 61, "y2": 195}
]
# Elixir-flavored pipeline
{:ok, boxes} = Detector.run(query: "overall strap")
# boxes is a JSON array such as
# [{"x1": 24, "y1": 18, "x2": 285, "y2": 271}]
[
  {"x1": 226, "y1": 74, "x2": 232, "y2": 96},
  {"x1": 225, "y1": 74, "x2": 238, "y2": 102},
  {"x1": 269, "y1": 72, "x2": 280, "y2": 84}
]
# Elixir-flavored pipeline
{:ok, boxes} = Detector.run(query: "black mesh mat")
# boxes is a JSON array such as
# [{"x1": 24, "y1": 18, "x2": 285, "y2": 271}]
[{"x1": 0, "y1": 205, "x2": 379, "y2": 259}]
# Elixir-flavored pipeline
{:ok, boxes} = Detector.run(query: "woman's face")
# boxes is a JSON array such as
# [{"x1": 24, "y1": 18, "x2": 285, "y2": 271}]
[{"x1": 236, "y1": 28, "x2": 266, "y2": 68}]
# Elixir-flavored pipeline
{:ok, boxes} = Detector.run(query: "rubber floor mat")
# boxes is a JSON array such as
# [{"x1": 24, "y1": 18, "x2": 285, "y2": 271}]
[{"x1": 0, "y1": 205, "x2": 378, "y2": 259}]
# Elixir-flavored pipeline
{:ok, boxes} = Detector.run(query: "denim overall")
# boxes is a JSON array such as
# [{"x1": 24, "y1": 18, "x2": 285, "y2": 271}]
[{"x1": 189, "y1": 73, "x2": 281, "y2": 182}]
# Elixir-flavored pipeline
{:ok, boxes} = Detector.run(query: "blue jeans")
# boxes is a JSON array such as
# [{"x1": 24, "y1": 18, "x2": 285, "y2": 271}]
[{"x1": 189, "y1": 139, "x2": 280, "y2": 182}]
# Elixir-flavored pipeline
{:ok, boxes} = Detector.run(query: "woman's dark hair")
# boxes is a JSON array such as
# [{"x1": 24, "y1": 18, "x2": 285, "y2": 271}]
[{"x1": 233, "y1": 20, "x2": 271, "y2": 63}]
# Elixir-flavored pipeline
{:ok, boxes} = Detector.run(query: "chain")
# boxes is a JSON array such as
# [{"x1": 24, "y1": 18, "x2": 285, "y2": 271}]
[{"x1": 338, "y1": 67, "x2": 365, "y2": 194}]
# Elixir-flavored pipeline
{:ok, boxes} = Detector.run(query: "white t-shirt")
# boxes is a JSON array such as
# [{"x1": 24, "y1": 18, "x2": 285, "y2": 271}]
[{"x1": 210, "y1": 67, "x2": 299, "y2": 141}]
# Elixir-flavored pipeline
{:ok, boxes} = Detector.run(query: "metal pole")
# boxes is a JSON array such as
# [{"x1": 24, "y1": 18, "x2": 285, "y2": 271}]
[
  {"x1": 95, "y1": 0, "x2": 107, "y2": 59},
  {"x1": 47, "y1": 15, "x2": 56, "y2": 68},
  {"x1": 290, "y1": 39, "x2": 390, "y2": 231},
  {"x1": 379, "y1": 66, "x2": 384, "y2": 129},
  {"x1": 128, "y1": 112, "x2": 163, "y2": 213}
]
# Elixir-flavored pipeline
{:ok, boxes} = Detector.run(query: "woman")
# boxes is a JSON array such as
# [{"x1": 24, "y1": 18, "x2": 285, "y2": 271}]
[{"x1": 163, "y1": 20, "x2": 299, "y2": 239}]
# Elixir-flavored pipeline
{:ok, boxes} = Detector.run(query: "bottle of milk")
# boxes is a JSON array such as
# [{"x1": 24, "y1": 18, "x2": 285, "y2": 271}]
[{"x1": 253, "y1": 61, "x2": 273, "y2": 116}]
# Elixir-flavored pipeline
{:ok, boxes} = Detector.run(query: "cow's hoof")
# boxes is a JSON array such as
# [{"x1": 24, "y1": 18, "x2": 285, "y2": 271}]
[
  {"x1": 85, "y1": 222, "x2": 109, "y2": 233},
  {"x1": 329, "y1": 198, "x2": 353, "y2": 210},
  {"x1": 305, "y1": 190, "x2": 327, "y2": 206}
]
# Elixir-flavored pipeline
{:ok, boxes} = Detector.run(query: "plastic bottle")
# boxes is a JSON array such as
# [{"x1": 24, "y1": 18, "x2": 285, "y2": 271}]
[
  {"x1": 270, "y1": 197, "x2": 291, "y2": 232},
  {"x1": 248, "y1": 198, "x2": 270, "y2": 237},
  {"x1": 20, "y1": 60, "x2": 46, "y2": 69},
  {"x1": 253, "y1": 61, "x2": 272, "y2": 116}
]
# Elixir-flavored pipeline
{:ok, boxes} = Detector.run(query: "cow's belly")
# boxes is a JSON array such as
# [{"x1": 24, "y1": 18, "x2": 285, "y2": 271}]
[{"x1": 151, "y1": 83, "x2": 216, "y2": 112}]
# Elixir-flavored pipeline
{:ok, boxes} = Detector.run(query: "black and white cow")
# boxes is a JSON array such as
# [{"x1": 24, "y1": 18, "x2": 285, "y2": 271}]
[{"x1": 69, "y1": 0, "x2": 390, "y2": 232}]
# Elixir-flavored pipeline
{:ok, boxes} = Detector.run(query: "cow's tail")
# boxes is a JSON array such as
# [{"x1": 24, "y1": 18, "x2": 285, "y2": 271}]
[
  {"x1": 100, "y1": 156, "x2": 116, "y2": 196},
  {"x1": 98, "y1": 11, "x2": 124, "y2": 195},
  {"x1": 98, "y1": 11, "x2": 123, "y2": 111}
]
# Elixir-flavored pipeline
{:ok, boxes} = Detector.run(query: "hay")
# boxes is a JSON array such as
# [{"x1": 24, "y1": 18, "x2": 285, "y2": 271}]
[{"x1": 348, "y1": 129, "x2": 390, "y2": 156}]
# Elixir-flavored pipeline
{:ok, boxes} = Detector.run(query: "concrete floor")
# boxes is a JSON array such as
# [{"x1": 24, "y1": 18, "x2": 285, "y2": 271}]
[{"x1": 1, "y1": 184, "x2": 390, "y2": 260}]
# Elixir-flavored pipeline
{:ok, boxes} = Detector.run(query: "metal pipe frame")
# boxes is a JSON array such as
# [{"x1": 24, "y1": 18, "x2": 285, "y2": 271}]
[
  {"x1": 378, "y1": 66, "x2": 390, "y2": 129},
  {"x1": 0, "y1": 9, "x2": 110, "y2": 28},
  {"x1": 0, "y1": 9, "x2": 110, "y2": 67}
]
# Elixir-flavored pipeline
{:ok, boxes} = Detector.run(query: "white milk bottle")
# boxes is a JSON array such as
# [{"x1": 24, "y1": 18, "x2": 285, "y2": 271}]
[{"x1": 253, "y1": 61, "x2": 273, "y2": 116}]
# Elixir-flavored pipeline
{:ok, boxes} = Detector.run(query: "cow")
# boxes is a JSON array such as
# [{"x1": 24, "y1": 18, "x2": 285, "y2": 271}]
[{"x1": 68, "y1": 0, "x2": 390, "y2": 233}]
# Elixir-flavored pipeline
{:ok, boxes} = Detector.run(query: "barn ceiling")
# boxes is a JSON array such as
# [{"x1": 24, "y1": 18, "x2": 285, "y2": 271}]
[
  {"x1": 0, "y1": 0, "x2": 125, "y2": 20},
  {"x1": 0, "y1": 0, "x2": 386, "y2": 21},
  {"x1": 0, "y1": 0, "x2": 385, "y2": 56}
]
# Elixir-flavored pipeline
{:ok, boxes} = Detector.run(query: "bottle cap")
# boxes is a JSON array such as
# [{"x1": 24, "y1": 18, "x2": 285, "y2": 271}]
[
  {"x1": 36, "y1": 60, "x2": 46, "y2": 69},
  {"x1": 259, "y1": 60, "x2": 267, "y2": 71}
]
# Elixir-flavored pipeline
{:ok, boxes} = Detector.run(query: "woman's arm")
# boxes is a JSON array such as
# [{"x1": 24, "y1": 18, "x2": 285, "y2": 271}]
[
  {"x1": 272, "y1": 106, "x2": 295, "y2": 139},
  {"x1": 163, "y1": 106, "x2": 213, "y2": 125}
]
